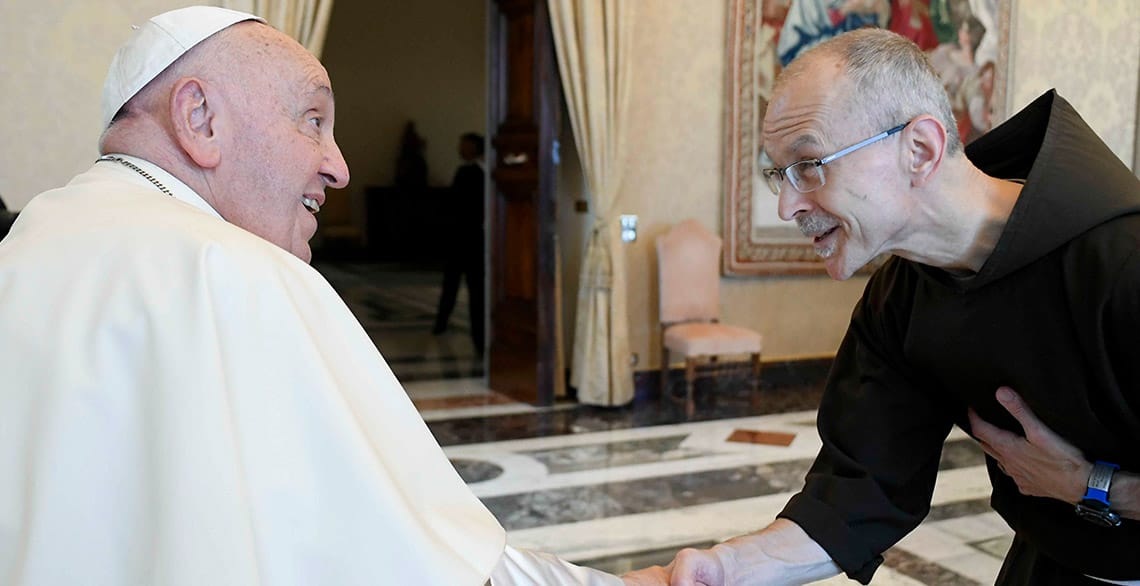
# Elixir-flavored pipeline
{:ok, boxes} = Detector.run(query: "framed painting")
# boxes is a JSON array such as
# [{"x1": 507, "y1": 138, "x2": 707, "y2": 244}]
[{"x1": 723, "y1": 0, "x2": 1013, "y2": 275}]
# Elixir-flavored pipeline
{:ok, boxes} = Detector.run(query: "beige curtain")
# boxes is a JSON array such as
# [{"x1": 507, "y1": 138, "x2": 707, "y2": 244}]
[
  {"x1": 221, "y1": 0, "x2": 335, "y2": 58},
  {"x1": 549, "y1": 0, "x2": 635, "y2": 406}
]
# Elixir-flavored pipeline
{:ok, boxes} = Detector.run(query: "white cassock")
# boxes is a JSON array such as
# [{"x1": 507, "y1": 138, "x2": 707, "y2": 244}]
[{"x1": 0, "y1": 157, "x2": 620, "y2": 586}]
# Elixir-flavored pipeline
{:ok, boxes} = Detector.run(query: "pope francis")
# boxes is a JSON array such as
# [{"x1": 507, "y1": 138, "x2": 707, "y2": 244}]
[{"x1": 0, "y1": 6, "x2": 622, "y2": 586}]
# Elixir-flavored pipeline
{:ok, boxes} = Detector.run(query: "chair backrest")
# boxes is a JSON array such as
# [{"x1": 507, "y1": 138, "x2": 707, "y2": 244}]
[{"x1": 656, "y1": 219, "x2": 722, "y2": 324}]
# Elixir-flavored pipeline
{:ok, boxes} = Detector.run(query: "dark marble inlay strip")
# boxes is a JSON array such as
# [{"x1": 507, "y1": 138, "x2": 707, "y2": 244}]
[
  {"x1": 522, "y1": 435, "x2": 703, "y2": 474},
  {"x1": 483, "y1": 459, "x2": 814, "y2": 530},
  {"x1": 882, "y1": 547, "x2": 981, "y2": 585},
  {"x1": 972, "y1": 534, "x2": 1013, "y2": 559},
  {"x1": 480, "y1": 440, "x2": 985, "y2": 531},
  {"x1": 415, "y1": 393, "x2": 518, "y2": 411},
  {"x1": 451, "y1": 458, "x2": 504, "y2": 483},
  {"x1": 367, "y1": 321, "x2": 462, "y2": 332},
  {"x1": 926, "y1": 496, "x2": 994, "y2": 522},
  {"x1": 352, "y1": 294, "x2": 437, "y2": 323},
  {"x1": 429, "y1": 383, "x2": 825, "y2": 447},
  {"x1": 937, "y1": 439, "x2": 986, "y2": 474},
  {"x1": 384, "y1": 353, "x2": 478, "y2": 365},
  {"x1": 396, "y1": 367, "x2": 484, "y2": 382}
]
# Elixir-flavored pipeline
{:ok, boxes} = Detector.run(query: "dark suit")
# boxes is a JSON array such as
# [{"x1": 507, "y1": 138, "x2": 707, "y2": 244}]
[{"x1": 433, "y1": 162, "x2": 485, "y2": 354}]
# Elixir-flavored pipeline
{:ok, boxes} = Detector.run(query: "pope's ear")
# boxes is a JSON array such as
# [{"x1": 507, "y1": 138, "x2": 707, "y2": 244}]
[{"x1": 169, "y1": 77, "x2": 221, "y2": 169}]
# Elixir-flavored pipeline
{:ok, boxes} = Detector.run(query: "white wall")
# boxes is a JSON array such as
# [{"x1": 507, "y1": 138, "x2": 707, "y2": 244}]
[
  {"x1": 0, "y1": 0, "x2": 203, "y2": 209},
  {"x1": 1007, "y1": 0, "x2": 1139, "y2": 167}
]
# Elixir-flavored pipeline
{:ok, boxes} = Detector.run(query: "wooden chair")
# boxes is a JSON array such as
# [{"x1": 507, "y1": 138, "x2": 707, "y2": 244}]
[{"x1": 657, "y1": 219, "x2": 762, "y2": 417}]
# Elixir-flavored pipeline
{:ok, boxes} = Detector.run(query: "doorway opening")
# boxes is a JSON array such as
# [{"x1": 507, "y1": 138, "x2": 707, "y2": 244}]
[{"x1": 313, "y1": 0, "x2": 490, "y2": 393}]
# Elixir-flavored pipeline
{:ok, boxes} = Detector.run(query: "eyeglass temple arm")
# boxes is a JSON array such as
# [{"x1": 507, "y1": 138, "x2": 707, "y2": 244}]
[{"x1": 819, "y1": 122, "x2": 909, "y2": 165}]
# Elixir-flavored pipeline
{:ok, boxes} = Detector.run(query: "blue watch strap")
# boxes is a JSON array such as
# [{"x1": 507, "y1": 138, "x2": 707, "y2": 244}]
[
  {"x1": 1082, "y1": 461, "x2": 1120, "y2": 505},
  {"x1": 1084, "y1": 487, "x2": 1110, "y2": 504}
]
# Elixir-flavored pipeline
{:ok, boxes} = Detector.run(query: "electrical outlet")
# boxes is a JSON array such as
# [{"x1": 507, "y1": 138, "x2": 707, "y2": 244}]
[{"x1": 620, "y1": 215, "x2": 638, "y2": 242}]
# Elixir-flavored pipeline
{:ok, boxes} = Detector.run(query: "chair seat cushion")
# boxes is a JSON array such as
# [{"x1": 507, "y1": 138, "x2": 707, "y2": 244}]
[{"x1": 663, "y1": 322, "x2": 762, "y2": 357}]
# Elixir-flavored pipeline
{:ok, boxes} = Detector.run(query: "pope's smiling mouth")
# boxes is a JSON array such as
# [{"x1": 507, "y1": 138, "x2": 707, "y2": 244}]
[{"x1": 302, "y1": 196, "x2": 320, "y2": 213}]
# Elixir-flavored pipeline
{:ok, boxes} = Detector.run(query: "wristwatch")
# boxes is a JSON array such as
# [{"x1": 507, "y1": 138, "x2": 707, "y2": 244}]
[{"x1": 1074, "y1": 461, "x2": 1123, "y2": 527}]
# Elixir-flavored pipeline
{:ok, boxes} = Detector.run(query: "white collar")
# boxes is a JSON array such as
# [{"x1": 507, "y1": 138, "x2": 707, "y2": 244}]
[{"x1": 98, "y1": 154, "x2": 224, "y2": 220}]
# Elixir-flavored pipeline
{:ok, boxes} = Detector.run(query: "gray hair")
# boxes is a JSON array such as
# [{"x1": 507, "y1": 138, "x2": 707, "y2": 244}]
[{"x1": 779, "y1": 28, "x2": 963, "y2": 155}]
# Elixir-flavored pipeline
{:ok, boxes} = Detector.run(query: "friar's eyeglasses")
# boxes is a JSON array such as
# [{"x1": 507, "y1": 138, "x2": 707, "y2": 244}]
[{"x1": 761, "y1": 121, "x2": 909, "y2": 195}]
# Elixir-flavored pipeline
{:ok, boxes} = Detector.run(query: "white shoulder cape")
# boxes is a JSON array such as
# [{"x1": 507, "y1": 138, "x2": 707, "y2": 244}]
[{"x1": 0, "y1": 160, "x2": 509, "y2": 585}]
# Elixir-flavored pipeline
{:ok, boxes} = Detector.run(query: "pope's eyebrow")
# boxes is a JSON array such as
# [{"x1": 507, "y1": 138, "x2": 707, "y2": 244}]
[{"x1": 304, "y1": 83, "x2": 335, "y2": 103}]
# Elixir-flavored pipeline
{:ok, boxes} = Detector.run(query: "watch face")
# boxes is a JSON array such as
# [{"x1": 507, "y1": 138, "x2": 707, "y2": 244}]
[{"x1": 1075, "y1": 501, "x2": 1123, "y2": 528}]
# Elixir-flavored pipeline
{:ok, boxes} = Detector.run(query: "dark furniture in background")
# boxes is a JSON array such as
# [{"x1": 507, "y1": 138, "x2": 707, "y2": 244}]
[{"x1": 364, "y1": 185, "x2": 453, "y2": 267}]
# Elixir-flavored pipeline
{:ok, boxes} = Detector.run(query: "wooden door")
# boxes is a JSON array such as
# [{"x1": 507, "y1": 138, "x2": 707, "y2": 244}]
[{"x1": 486, "y1": 0, "x2": 559, "y2": 406}]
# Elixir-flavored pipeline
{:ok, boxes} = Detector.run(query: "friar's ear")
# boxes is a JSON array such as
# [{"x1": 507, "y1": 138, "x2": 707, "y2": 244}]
[
  {"x1": 901, "y1": 114, "x2": 948, "y2": 188},
  {"x1": 169, "y1": 77, "x2": 221, "y2": 169}
]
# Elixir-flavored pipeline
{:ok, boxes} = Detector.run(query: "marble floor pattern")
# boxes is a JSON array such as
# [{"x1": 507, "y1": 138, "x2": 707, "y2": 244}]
[
  {"x1": 412, "y1": 380, "x2": 1012, "y2": 586},
  {"x1": 315, "y1": 263, "x2": 1012, "y2": 585}
]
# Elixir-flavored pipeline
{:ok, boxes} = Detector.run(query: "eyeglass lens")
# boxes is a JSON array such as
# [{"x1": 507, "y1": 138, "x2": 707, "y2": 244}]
[{"x1": 764, "y1": 161, "x2": 824, "y2": 194}]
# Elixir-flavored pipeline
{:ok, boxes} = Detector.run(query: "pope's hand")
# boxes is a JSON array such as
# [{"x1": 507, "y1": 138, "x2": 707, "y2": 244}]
[
  {"x1": 668, "y1": 547, "x2": 727, "y2": 586},
  {"x1": 621, "y1": 564, "x2": 671, "y2": 585}
]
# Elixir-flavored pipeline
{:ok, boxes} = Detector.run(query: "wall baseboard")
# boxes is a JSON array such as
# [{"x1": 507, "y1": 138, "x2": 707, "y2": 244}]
[
  {"x1": 562, "y1": 355, "x2": 834, "y2": 405},
  {"x1": 630, "y1": 355, "x2": 834, "y2": 403}
]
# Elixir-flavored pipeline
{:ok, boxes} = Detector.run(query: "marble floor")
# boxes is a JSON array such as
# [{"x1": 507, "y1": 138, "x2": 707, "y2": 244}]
[
  {"x1": 315, "y1": 261, "x2": 484, "y2": 381},
  {"x1": 315, "y1": 262, "x2": 1013, "y2": 585}
]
